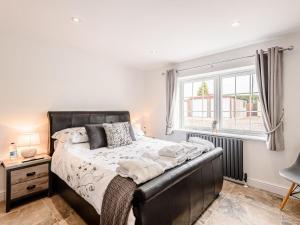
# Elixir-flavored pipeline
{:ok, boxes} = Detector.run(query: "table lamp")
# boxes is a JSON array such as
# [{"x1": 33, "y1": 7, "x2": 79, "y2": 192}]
[{"x1": 17, "y1": 133, "x2": 40, "y2": 158}]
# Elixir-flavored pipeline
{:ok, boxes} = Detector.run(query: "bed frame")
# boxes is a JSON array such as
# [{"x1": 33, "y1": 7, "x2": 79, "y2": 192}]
[{"x1": 48, "y1": 111, "x2": 224, "y2": 225}]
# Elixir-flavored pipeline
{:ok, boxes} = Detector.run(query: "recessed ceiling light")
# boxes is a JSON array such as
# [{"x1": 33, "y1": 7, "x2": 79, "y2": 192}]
[
  {"x1": 231, "y1": 21, "x2": 240, "y2": 27},
  {"x1": 71, "y1": 17, "x2": 81, "y2": 23}
]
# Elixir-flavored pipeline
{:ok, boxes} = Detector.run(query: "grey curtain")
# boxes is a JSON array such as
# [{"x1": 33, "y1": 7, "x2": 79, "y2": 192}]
[
  {"x1": 165, "y1": 69, "x2": 177, "y2": 135},
  {"x1": 255, "y1": 47, "x2": 284, "y2": 151}
]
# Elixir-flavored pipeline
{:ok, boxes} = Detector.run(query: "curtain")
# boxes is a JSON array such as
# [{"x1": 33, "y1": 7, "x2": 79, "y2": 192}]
[
  {"x1": 165, "y1": 69, "x2": 177, "y2": 135},
  {"x1": 255, "y1": 47, "x2": 284, "y2": 151}
]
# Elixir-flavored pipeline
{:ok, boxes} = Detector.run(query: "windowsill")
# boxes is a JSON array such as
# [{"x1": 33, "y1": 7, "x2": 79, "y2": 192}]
[{"x1": 174, "y1": 128, "x2": 267, "y2": 142}]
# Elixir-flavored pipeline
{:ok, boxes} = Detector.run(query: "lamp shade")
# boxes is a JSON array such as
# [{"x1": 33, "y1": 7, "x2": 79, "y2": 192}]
[
  {"x1": 17, "y1": 133, "x2": 40, "y2": 147},
  {"x1": 133, "y1": 123, "x2": 142, "y2": 130}
]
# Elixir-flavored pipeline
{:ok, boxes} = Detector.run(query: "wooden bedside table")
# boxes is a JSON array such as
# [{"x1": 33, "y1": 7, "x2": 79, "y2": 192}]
[{"x1": 1, "y1": 154, "x2": 52, "y2": 212}]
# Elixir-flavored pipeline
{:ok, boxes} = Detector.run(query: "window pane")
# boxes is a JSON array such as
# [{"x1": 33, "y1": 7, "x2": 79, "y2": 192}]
[
  {"x1": 192, "y1": 98, "x2": 202, "y2": 111},
  {"x1": 251, "y1": 111, "x2": 265, "y2": 131},
  {"x1": 251, "y1": 93, "x2": 260, "y2": 111},
  {"x1": 182, "y1": 79, "x2": 215, "y2": 129},
  {"x1": 236, "y1": 75, "x2": 250, "y2": 94},
  {"x1": 222, "y1": 77, "x2": 235, "y2": 94},
  {"x1": 207, "y1": 80, "x2": 214, "y2": 95},
  {"x1": 236, "y1": 111, "x2": 251, "y2": 130},
  {"x1": 253, "y1": 74, "x2": 259, "y2": 93},
  {"x1": 184, "y1": 98, "x2": 190, "y2": 112},
  {"x1": 184, "y1": 82, "x2": 192, "y2": 97},
  {"x1": 236, "y1": 94, "x2": 250, "y2": 111},
  {"x1": 222, "y1": 95, "x2": 235, "y2": 111},
  {"x1": 201, "y1": 116, "x2": 214, "y2": 127},
  {"x1": 222, "y1": 111, "x2": 235, "y2": 129},
  {"x1": 181, "y1": 70, "x2": 264, "y2": 134},
  {"x1": 193, "y1": 81, "x2": 202, "y2": 97}
]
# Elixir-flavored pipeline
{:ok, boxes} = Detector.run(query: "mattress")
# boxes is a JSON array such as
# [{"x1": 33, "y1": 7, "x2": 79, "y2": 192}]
[{"x1": 51, "y1": 137, "x2": 176, "y2": 219}]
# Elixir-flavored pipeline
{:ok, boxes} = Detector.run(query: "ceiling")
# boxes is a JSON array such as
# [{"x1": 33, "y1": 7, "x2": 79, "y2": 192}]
[{"x1": 1, "y1": 0, "x2": 300, "y2": 70}]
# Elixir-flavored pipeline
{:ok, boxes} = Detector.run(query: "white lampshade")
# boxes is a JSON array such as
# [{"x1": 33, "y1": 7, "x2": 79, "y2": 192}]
[
  {"x1": 17, "y1": 133, "x2": 40, "y2": 147},
  {"x1": 133, "y1": 123, "x2": 142, "y2": 130}
]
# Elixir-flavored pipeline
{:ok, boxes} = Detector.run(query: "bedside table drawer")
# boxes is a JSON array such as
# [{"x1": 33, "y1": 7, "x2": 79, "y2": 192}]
[
  {"x1": 11, "y1": 176, "x2": 49, "y2": 199},
  {"x1": 11, "y1": 164, "x2": 48, "y2": 184}
]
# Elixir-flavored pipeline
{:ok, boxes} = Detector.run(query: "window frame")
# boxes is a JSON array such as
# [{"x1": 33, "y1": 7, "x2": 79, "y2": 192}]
[{"x1": 178, "y1": 66, "x2": 265, "y2": 136}]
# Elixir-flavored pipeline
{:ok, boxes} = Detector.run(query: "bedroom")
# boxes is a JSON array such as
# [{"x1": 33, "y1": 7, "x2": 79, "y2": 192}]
[{"x1": 0, "y1": 0, "x2": 300, "y2": 225}]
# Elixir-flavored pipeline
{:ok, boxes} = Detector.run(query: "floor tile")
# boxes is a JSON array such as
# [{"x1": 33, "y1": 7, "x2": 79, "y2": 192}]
[{"x1": 0, "y1": 181, "x2": 299, "y2": 225}]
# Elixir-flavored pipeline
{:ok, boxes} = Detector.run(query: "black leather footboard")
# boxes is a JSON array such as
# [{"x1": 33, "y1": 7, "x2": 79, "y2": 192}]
[{"x1": 133, "y1": 147, "x2": 224, "y2": 225}]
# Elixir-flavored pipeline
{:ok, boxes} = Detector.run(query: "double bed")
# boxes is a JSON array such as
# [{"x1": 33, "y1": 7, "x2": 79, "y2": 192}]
[{"x1": 48, "y1": 111, "x2": 224, "y2": 225}]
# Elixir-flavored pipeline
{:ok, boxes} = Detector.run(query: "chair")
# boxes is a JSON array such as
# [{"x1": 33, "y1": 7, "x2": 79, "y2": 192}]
[{"x1": 279, "y1": 153, "x2": 300, "y2": 210}]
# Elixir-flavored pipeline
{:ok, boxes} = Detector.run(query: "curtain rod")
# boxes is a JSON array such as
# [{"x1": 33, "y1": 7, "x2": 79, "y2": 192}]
[{"x1": 162, "y1": 46, "x2": 294, "y2": 75}]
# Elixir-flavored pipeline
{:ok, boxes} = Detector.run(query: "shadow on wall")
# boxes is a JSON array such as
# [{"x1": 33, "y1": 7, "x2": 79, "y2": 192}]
[{"x1": 0, "y1": 119, "x2": 48, "y2": 159}]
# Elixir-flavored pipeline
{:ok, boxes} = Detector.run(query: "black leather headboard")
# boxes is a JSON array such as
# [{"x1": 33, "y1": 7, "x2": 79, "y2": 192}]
[{"x1": 48, "y1": 111, "x2": 131, "y2": 156}]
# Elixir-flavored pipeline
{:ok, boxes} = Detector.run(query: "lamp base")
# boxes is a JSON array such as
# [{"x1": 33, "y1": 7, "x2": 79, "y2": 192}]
[{"x1": 21, "y1": 148, "x2": 37, "y2": 158}]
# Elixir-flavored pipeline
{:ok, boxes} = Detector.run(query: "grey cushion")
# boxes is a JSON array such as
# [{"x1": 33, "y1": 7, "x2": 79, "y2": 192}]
[
  {"x1": 85, "y1": 124, "x2": 108, "y2": 150},
  {"x1": 103, "y1": 122, "x2": 133, "y2": 148}
]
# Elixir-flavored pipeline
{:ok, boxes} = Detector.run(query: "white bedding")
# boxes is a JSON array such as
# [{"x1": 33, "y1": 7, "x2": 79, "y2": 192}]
[{"x1": 51, "y1": 137, "x2": 177, "y2": 216}]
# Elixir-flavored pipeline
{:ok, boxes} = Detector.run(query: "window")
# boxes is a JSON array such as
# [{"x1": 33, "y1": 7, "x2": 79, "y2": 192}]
[{"x1": 179, "y1": 67, "x2": 265, "y2": 135}]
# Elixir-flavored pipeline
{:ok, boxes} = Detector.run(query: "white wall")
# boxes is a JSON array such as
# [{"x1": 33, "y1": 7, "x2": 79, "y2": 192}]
[
  {"x1": 0, "y1": 34, "x2": 145, "y2": 199},
  {"x1": 144, "y1": 32, "x2": 300, "y2": 196}
]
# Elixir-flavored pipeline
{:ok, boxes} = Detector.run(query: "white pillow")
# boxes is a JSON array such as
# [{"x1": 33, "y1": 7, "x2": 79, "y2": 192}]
[
  {"x1": 52, "y1": 127, "x2": 88, "y2": 144},
  {"x1": 132, "y1": 124, "x2": 145, "y2": 137},
  {"x1": 188, "y1": 137, "x2": 215, "y2": 150}
]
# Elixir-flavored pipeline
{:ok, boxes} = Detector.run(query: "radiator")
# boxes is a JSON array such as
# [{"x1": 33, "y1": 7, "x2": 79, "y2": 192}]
[{"x1": 187, "y1": 132, "x2": 244, "y2": 182}]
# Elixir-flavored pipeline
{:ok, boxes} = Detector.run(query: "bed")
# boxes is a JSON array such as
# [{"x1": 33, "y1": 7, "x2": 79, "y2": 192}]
[{"x1": 48, "y1": 111, "x2": 224, "y2": 225}]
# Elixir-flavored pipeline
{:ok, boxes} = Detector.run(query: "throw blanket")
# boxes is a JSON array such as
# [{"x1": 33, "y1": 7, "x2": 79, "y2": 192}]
[
  {"x1": 101, "y1": 175, "x2": 136, "y2": 225},
  {"x1": 116, "y1": 158, "x2": 164, "y2": 184}
]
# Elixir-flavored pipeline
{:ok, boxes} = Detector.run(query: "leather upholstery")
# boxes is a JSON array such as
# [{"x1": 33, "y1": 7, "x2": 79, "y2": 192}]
[
  {"x1": 133, "y1": 147, "x2": 223, "y2": 225},
  {"x1": 48, "y1": 111, "x2": 224, "y2": 225},
  {"x1": 48, "y1": 111, "x2": 130, "y2": 155}
]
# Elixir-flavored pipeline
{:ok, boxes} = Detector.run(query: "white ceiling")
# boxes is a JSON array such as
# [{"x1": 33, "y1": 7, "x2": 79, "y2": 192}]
[{"x1": 1, "y1": 0, "x2": 300, "y2": 70}]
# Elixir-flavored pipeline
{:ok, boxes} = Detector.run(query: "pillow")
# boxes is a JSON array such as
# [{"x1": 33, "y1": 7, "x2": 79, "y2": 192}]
[
  {"x1": 128, "y1": 123, "x2": 136, "y2": 141},
  {"x1": 132, "y1": 124, "x2": 145, "y2": 137},
  {"x1": 188, "y1": 137, "x2": 215, "y2": 150},
  {"x1": 103, "y1": 122, "x2": 133, "y2": 148},
  {"x1": 52, "y1": 127, "x2": 88, "y2": 144},
  {"x1": 85, "y1": 124, "x2": 108, "y2": 150}
]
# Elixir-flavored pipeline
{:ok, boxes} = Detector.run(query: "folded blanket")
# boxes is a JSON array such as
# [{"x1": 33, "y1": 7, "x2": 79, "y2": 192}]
[
  {"x1": 116, "y1": 158, "x2": 164, "y2": 184},
  {"x1": 180, "y1": 141, "x2": 211, "y2": 160},
  {"x1": 180, "y1": 141, "x2": 198, "y2": 153},
  {"x1": 142, "y1": 151, "x2": 160, "y2": 161},
  {"x1": 157, "y1": 154, "x2": 187, "y2": 169},
  {"x1": 158, "y1": 145, "x2": 184, "y2": 158}
]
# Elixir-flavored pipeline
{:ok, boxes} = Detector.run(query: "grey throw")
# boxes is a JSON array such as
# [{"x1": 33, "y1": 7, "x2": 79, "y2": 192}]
[
  {"x1": 100, "y1": 175, "x2": 136, "y2": 225},
  {"x1": 166, "y1": 69, "x2": 177, "y2": 135},
  {"x1": 255, "y1": 47, "x2": 284, "y2": 151}
]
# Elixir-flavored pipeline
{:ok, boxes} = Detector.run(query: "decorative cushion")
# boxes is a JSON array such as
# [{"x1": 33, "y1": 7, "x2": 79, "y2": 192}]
[
  {"x1": 85, "y1": 124, "x2": 108, "y2": 150},
  {"x1": 103, "y1": 122, "x2": 133, "y2": 148},
  {"x1": 52, "y1": 127, "x2": 88, "y2": 144}
]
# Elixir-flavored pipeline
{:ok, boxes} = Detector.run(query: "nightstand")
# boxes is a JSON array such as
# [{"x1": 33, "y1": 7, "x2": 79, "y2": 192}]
[{"x1": 1, "y1": 154, "x2": 52, "y2": 212}]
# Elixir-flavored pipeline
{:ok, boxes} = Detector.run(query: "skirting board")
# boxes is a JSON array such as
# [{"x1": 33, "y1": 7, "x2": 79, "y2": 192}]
[{"x1": 247, "y1": 177, "x2": 288, "y2": 196}]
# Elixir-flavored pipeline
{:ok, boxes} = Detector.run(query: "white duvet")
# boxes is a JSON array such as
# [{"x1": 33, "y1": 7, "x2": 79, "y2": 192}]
[{"x1": 51, "y1": 137, "x2": 177, "y2": 216}]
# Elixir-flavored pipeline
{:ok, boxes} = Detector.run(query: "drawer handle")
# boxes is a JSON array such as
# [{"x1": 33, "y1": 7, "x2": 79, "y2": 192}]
[
  {"x1": 27, "y1": 185, "x2": 36, "y2": 190},
  {"x1": 26, "y1": 172, "x2": 36, "y2": 177}
]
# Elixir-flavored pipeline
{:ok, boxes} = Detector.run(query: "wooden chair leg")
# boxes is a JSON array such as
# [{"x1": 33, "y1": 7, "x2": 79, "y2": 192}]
[{"x1": 280, "y1": 182, "x2": 296, "y2": 210}]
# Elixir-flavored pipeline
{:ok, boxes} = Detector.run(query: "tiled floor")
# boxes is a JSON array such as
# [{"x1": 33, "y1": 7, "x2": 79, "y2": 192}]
[{"x1": 0, "y1": 181, "x2": 299, "y2": 225}]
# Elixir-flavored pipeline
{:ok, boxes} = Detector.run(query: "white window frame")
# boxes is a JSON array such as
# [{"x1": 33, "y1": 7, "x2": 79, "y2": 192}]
[{"x1": 178, "y1": 65, "x2": 265, "y2": 136}]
